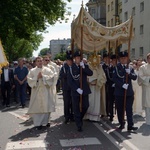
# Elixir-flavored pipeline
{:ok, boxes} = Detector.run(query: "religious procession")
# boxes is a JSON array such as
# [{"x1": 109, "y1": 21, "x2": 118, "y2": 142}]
[{"x1": 0, "y1": 2, "x2": 150, "y2": 150}]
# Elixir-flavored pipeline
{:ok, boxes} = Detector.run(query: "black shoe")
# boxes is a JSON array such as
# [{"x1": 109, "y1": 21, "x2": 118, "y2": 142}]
[
  {"x1": 6, "y1": 105, "x2": 10, "y2": 107},
  {"x1": 77, "y1": 127, "x2": 83, "y2": 132},
  {"x1": 46, "y1": 123, "x2": 50, "y2": 127},
  {"x1": 37, "y1": 125, "x2": 42, "y2": 130},
  {"x1": 22, "y1": 104, "x2": 25, "y2": 108},
  {"x1": 127, "y1": 126, "x2": 138, "y2": 131},
  {"x1": 64, "y1": 118, "x2": 69, "y2": 124},
  {"x1": 109, "y1": 117, "x2": 113, "y2": 122},
  {"x1": 118, "y1": 125, "x2": 125, "y2": 130}
]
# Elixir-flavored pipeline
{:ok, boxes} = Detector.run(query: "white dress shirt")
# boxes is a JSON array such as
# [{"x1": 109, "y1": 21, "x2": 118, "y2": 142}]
[{"x1": 4, "y1": 68, "x2": 9, "y2": 82}]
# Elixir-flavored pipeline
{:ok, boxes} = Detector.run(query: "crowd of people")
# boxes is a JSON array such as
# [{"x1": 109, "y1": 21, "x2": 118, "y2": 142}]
[{"x1": 0, "y1": 51, "x2": 150, "y2": 132}]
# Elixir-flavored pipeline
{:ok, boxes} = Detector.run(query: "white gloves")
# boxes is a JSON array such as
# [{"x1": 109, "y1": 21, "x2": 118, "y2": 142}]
[
  {"x1": 122, "y1": 83, "x2": 129, "y2": 90},
  {"x1": 112, "y1": 84, "x2": 115, "y2": 87},
  {"x1": 80, "y1": 61, "x2": 85, "y2": 68},
  {"x1": 125, "y1": 68, "x2": 131, "y2": 74},
  {"x1": 77, "y1": 88, "x2": 83, "y2": 95}
]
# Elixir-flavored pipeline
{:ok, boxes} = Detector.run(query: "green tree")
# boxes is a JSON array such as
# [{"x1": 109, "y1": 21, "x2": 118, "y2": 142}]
[
  {"x1": 54, "y1": 52, "x2": 66, "y2": 61},
  {"x1": 0, "y1": 0, "x2": 71, "y2": 61},
  {"x1": 39, "y1": 48, "x2": 50, "y2": 56}
]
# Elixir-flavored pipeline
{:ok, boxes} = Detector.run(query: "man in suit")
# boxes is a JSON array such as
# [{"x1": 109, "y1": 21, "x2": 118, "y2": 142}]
[
  {"x1": 112, "y1": 51, "x2": 138, "y2": 131},
  {"x1": 102, "y1": 53, "x2": 111, "y2": 117},
  {"x1": 67, "y1": 51, "x2": 93, "y2": 132},
  {"x1": 1, "y1": 63, "x2": 15, "y2": 107},
  {"x1": 59, "y1": 51, "x2": 74, "y2": 124}
]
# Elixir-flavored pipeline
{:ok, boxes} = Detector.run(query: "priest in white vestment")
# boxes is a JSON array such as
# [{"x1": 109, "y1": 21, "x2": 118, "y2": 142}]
[
  {"x1": 43, "y1": 55, "x2": 58, "y2": 104},
  {"x1": 138, "y1": 53, "x2": 150, "y2": 125},
  {"x1": 84, "y1": 54, "x2": 106, "y2": 121},
  {"x1": 27, "y1": 56, "x2": 56, "y2": 130},
  {"x1": 132, "y1": 63, "x2": 143, "y2": 115}
]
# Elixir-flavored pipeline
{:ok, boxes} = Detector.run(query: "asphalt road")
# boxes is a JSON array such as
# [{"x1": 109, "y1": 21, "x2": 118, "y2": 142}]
[{"x1": 0, "y1": 92, "x2": 150, "y2": 150}]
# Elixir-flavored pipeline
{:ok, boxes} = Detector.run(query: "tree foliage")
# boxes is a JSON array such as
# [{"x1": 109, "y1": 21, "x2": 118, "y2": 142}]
[
  {"x1": 0, "y1": 0, "x2": 71, "y2": 61},
  {"x1": 39, "y1": 48, "x2": 50, "y2": 56},
  {"x1": 54, "y1": 52, "x2": 66, "y2": 61}
]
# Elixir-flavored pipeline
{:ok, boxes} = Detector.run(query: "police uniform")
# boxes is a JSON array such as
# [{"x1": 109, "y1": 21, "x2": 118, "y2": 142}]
[
  {"x1": 107, "y1": 54, "x2": 117, "y2": 121},
  {"x1": 67, "y1": 51, "x2": 93, "y2": 132},
  {"x1": 59, "y1": 51, "x2": 73, "y2": 123},
  {"x1": 112, "y1": 51, "x2": 138, "y2": 131}
]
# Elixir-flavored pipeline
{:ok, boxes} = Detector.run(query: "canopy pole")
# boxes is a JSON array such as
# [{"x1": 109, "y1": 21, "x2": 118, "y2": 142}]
[
  {"x1": 80, "y1": 25, "x2": 83, "y2": 112},
  {"x1": 123, "y1": 17, "x2": 133, "y2": 122}
]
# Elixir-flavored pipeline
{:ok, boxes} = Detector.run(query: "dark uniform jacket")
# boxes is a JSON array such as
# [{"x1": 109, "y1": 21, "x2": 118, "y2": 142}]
[
  {"x1": 112, "y1": 63, "x2": 137, "y2": 96},
  {"x1": 67, "y1": 63, "x2": 93, "y2": 96},
  {"x1": 59, "y1": 63, "x2": 71, "y2": 91}
]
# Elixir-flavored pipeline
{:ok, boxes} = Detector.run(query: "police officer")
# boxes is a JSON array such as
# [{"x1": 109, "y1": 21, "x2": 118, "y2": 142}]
[
  {"x1": 67, "y1": 51, "x2": 93, "y2": 132},
  {"x1": 102, "y1": 53, "x2": 111, "y2": 117},
  {"x1": 112, "y1": 51, "x2": 138, "y2": 131},
  {"x1": 59, "y1": 51, "x2": 74, "y2": 124},
  {"x1": 108, "y1": 54, "x2": 117, "y2": 121}
]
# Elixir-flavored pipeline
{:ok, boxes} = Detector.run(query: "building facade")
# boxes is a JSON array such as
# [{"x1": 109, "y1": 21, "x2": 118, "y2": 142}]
[
  {"x1": 122, "y1": 0, "x2": 150, "y2": 60},
  {"x1": 50, "y1": 38, "x2": 71, "y2": 59},
  {"x1": 86, "y1": 0, "x2": 106, "y2": 26},
  {"x1": 106, "y1": 0, "x2": 122, "y2": 27}
]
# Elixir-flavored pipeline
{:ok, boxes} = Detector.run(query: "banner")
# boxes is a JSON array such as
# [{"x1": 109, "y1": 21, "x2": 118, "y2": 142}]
[{"x1": 72, "y1": 7, "x2": 133, "y2": 52}]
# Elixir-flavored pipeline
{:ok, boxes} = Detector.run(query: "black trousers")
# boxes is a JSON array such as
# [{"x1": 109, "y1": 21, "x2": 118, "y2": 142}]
[
  {"x1": 115, "y1": 95, "x2": 134, "y2": 127},
  {"x1": 63, "y1": 90, "x2": 73, "y2": 120},
  {"x1": 108, "y1": 86, "x2": 115, "y2": 119},
  {"x1": 72, "y1": 95, "x2": 89, "y2": 128},
  {"x1": 1, "y1": 82, "x2": 11, "y2": 105}
]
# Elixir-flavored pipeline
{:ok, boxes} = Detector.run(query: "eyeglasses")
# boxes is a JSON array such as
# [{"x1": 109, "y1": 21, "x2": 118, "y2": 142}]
[{"x1": 44, "y1": 60, "x2": 50, "y2": 62}]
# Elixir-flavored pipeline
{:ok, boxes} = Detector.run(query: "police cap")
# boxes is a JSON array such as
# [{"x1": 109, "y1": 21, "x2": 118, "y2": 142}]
[
  {"x1": 73, "y1": 51, "x2": 81, "y2": 57},
  {"x1": 66, "y1": 51, "x2": 73, "y2": 60},
  {"x1": 110, "y1": 54, "x2": 117, "y2": 60},
  {"x1": 119, "y1": 51, "x2": 128, "y2": 57}
]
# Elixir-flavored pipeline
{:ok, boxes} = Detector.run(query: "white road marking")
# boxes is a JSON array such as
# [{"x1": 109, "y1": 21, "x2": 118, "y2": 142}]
[
  {"x1": 99, "y1": 120, "x2": 140, "y2": 150},
  {"x1": 8, "y1": 111, "x2": 29, "y2": 121},
  {"x1": 5, "y1": 140, "x2": 47, "y2": 150},
  {"x1": 94, "y1": 123, "x2": 126, "y2": 150},
  {"x1": 60, "y1": 137, "x2": 101, "y2": 147}
]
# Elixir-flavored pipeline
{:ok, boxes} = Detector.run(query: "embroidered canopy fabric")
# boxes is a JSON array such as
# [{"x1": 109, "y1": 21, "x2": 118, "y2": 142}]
[
  {"x1": 0, "y1": 40, "x2": 8, "y2": 73},
  {"x1": 71, "y1": 7, "x2": 133, "y2": 52}
]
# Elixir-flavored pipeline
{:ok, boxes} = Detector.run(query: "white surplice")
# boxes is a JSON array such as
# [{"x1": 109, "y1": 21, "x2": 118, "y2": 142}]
[
  {"x1": 138, "y1": 63, "x2": 150, "y2": 125},
  {"x1": 132, "y1": 70, "x2": 143, "y2": 115},
  {"x1": 27, "y1": 66, "x2": 55, "y2": 126},
  {"x1": 84, "y1": 65, "x2": 106, "y2": 121}
]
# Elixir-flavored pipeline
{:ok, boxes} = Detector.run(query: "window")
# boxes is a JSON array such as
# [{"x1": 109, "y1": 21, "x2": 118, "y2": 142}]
[
  {"x1": 111, "y1": 18, "x2": 113, "y2": 27},
  {"x1": 139, "y1": 47, "x2": 144, "y2": 57},
  {"x1": 131, "y1": 48, "x2": 135, "y2": 58},
  {"x1": 140, "y1": 25, "x2": 144, "y2": 34},
  {"x1": 108, "y1": 5, "x2": 110, "y2": 12},
  {"x1": 124, "y1": 11, "x2": 128, "y2": 21},
  {"x1": 111, "y1": 1, "x2": 114, "y2": 10},
  {"x1": 132, "y1": 7, "x2": 135, "y2": 15},
  {"x1": 140, "y1": 2, "x2": 144, "y2": 12},
  {"x1": 108, "y1": 21, "x2": 110, "y2": 27},
  {"x1": 91, "y1": 8, "x2": 96, "y2": 19},
  {"x1": 133, "y1": 28, "x2": 135, "y2": 35}
]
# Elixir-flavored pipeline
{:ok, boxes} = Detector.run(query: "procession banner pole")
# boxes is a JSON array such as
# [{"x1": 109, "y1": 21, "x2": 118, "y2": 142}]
[
  {"x1": 79, "y1": 24, "x2": 83, "y2": 112},
  {"x1": 79, "y1": 1, "x2": 84, "y2": 112},
  {"x1": 123, "y1": 17, "x2": 133, "y2": 122}
]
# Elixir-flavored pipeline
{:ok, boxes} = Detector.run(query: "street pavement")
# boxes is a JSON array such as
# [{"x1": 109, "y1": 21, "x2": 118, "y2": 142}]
[{"x1": 0, "y1": 91, "x2": 150, "y2": 150}]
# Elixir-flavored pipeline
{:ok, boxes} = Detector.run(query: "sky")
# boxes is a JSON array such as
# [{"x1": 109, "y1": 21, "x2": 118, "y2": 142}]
[{"x1": 33, "y1": 0, "x2": 89, "y2": 57}]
